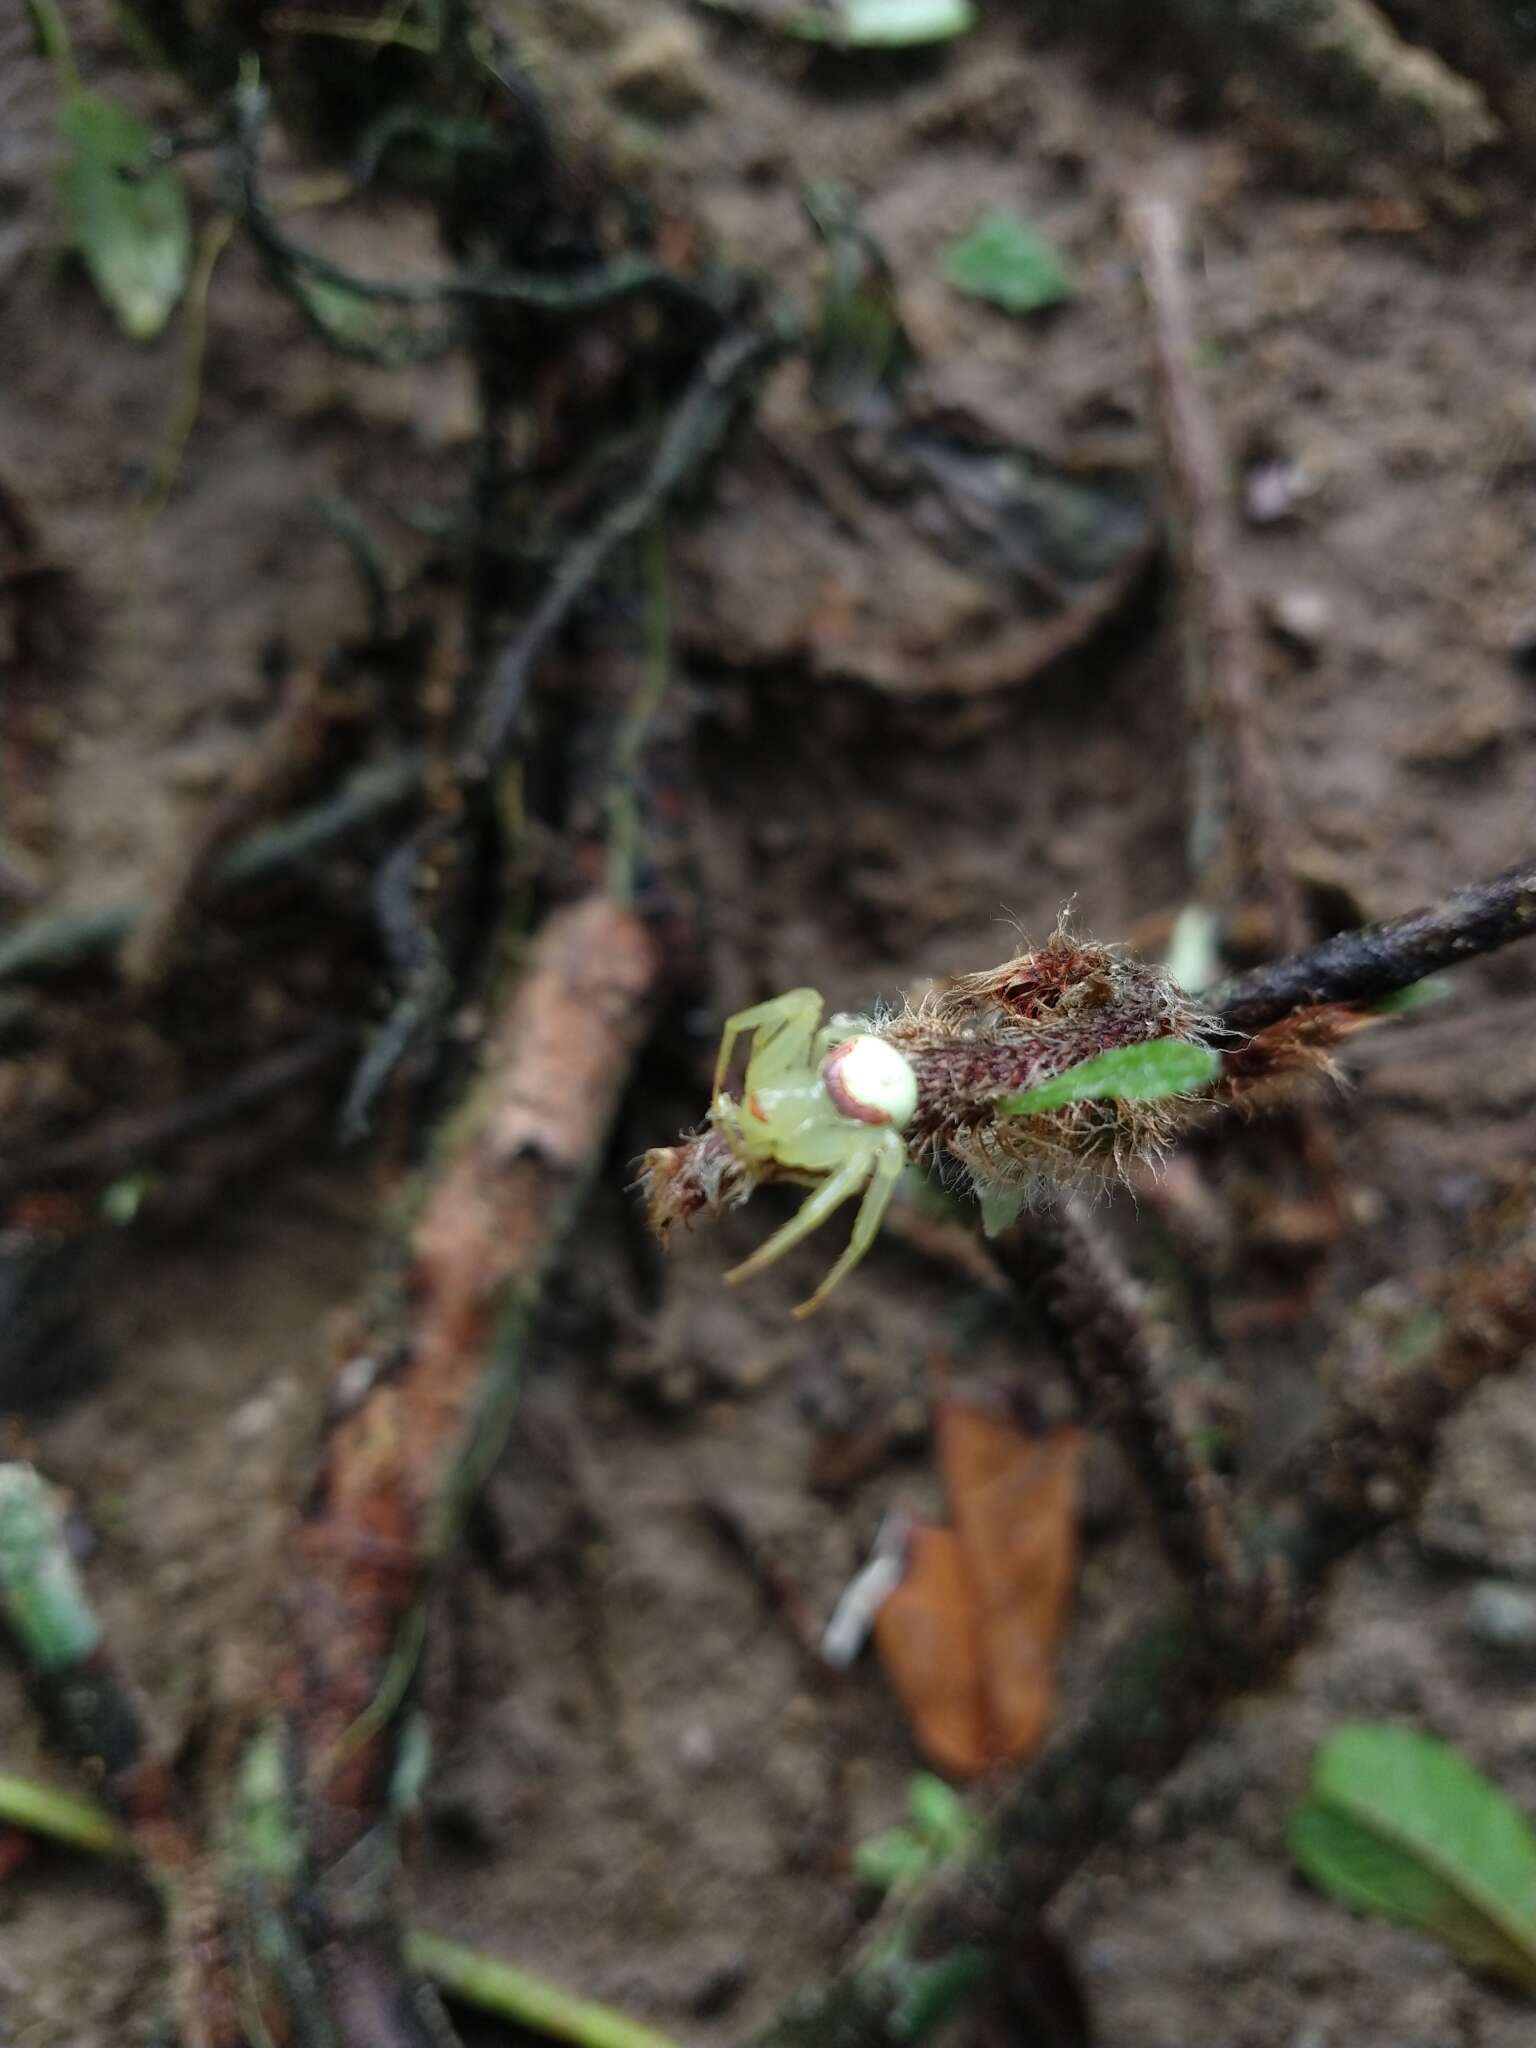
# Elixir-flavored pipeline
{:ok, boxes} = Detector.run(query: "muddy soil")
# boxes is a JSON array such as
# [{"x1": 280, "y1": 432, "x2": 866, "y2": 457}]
[{"x1": 3, "y1": 5, "x2": 1536, "y2": 2046}]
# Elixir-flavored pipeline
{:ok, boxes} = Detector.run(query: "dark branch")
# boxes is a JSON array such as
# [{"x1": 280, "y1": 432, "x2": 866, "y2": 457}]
[
  {"x1": 230, "y1": 81, "x2": 731, "y2": 331},
  {"x1": 0, "y1": 753, "x2": 423, "y2": 987},
  {"x1": 990, "y1": 1204, "x2": 1265, "y2": 1643},
  {"x1": 462, "y1": 322, "x2": 787, "y2": 778},
  {"x1": 1209, "y1": 860, "x2": 1536, "y2": 1033},
  {"x1": 0, "y1": 1026, "x2": 351, "y2": 1198}
]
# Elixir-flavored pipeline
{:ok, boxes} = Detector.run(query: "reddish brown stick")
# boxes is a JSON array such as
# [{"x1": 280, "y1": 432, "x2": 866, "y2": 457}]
[
  {"x1": 257, "y1": 893, "x2": 660, "y2": 2043},
  {"x1": 1129, "y1": 192, "x2": 1307, "y2": 956}
]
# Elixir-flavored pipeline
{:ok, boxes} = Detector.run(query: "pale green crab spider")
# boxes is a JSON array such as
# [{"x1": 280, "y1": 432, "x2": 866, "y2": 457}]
[{"x1": 710, "y1": 988, "x2": 919, "y2": 1318}]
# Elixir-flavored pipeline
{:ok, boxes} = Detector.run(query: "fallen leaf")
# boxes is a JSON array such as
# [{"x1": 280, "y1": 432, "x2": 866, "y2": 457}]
[
  {"x1": 674, "y1": 414, "x2": 1154, "y2": 697},
  {"x1": 874, "y1": 1523, "x2": 989, "y2": 1778},
  {"x1": 942, "y1": 1407, "x2": 1082, "y2": 1765},
  {"x1": 874, "y1": 1407, "x2": 1082, "y2": 1778}
]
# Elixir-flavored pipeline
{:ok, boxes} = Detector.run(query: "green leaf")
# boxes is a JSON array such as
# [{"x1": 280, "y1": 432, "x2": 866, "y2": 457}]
[
  {"x1": 945, "y1": 208, "x2": 1070, "y2": 316},
  {"x1": 789, "y1": 0, "x2": 975, "y2": 44},
  {"x1": 999, "y1": 1038, "x2": 1220, "y2": 1119},
  {"x1": 908, "y1": 1773, "x2": 976, "y2": 1855},
  {"x1": 58, "y1": 92, "x2": 190, "y2": 340},
  {"x1": 1291, "y1": 1724, "x2": 1536, "y2": 1992},
  {"x1": 1372, "y1": 975, "x2": 1454, "y2": 1016},
  {"x1": 0, "y1": 1464, "x2": 102, "y2": 1672},
  {"x1": 853, "y1": 1824, "x2": 931, "y2": 1891},
  {"x1": 889, "y1": 1949, "x2": 991, "y2": 2044},
  {"x1": 977, "y1": 1181, "x2": 1028, "y2": 1238}
]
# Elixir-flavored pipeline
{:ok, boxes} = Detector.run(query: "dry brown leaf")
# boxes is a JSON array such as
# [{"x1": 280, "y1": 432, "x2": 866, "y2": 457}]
[
  {"x1": 942, "y1": 1406, "x2": 1083, "y2": 1767},
  {"x1": 874, "y1": 1405, "x2": 1082, "y2": 1778},
  {"x1": 874, "y1": 1523, "x2": 989, "y2": 1779}
]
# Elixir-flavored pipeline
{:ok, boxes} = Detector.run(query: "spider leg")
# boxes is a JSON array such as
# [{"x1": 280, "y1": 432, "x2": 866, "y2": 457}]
[
  {"x1": 712, "y1": 988, "x2": 823, "y2": 1104},
  {"x1": 791, "y1": 1129, "x2": 907, "y2": 1319},
  {"x1": 724, "y1": 1148, "x2": 873, "y2": 1289}
]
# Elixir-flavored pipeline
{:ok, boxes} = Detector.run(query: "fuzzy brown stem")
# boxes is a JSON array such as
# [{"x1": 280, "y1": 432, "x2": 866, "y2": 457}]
[
  {"x1": 1209, "y1": 860, "x2": 1536, "y2": 1032},
  {"x1": 989, "y1": 1205, "x2": 1263, "y2": 1641}
]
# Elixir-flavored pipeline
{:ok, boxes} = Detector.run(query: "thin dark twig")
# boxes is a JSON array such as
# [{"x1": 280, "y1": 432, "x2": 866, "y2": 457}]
[
  {"x1": 124, "y1": 669, "x2": 326, "y2": 989},
  {"x1": 1128, "y1": 192, "x2": 1306, "y2": 953},
  {"x1": 230, "y1": 82, "x2": 729, "y2": 326},
  {"x1": 338, "y1": 828, "x2": 453, "y2": 1142},
  {"x1": 0, "y1": 753, "x2": 424, "y2": 986},
  {"x1": 1210, "y1": 860, "x2": 1536, "y2": 1033},
  {"x1": 463, "y1": 322, "x2": 787, "y2": 778},
  {"x1": 314, "y1": 496, "x2": 399, "y2": 645},
  {"x1": 0, "y1": 1026, "x2": 351, "y2": 1197}
]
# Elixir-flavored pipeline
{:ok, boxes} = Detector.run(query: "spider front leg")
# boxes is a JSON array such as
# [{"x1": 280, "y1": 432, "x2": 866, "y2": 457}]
[
  {"x1": 712, "y1": 988, "x2": 824, "y2": 1106},
  {"x1": 725, "y1": 1146, "x2": 875, "y2": 1292},
  {"x1": 790, "y1": 1127, "x2": 908, "y2": 1319},
  {"x1": 724, "y1": 1127, "x2": 908, "y2": 1317}
]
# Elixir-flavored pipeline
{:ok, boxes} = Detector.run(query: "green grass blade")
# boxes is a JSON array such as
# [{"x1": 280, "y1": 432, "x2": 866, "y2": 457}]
[
  {"x1": 408, "y1": 1932, "x2": 682, "y2": 2048},
  {"x1": 0, "y1": 1771, "x2": 129, "y2": 1857}
]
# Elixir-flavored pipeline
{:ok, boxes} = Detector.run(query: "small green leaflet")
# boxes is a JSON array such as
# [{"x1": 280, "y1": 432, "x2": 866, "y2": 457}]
[
  {"x1": 293, "y1": 274, "x2": 398, "y2": 356},
  {"x1": 854, "y1": 1773, "x2": 979, "y2": 1893},
  {"x1": 945, "y1": 208, "x2": 1070, "y2": 316},
  {"x1": 1372, "y1": 975, "x2": 1453, "y2": 1016},
  {"x1": 889, "y1": 1949, "x2": 990, "y2": 2044},
  {"x1": 1292, "y1": 1724, "x2": 1536, "y2": 1992},
  {"x1": 906, "y1": 1772, "x2": 976, "y2": 1857},
  {"x1": 999, "y1": 1038, "x2": 1220, "y2": 1119},
  {"x1": 59, "y1": 93, "x2": 190, "y2": 341}
]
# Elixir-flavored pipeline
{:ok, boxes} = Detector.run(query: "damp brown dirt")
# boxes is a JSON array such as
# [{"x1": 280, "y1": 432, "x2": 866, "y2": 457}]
[{"x1": 2, "y1": 6, "x2": 1536, "y2": 2046}]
